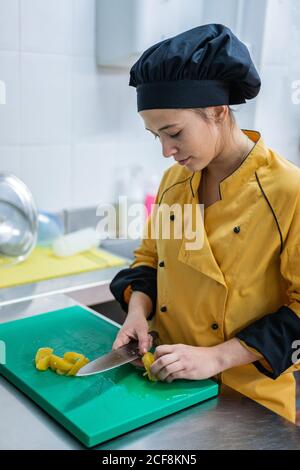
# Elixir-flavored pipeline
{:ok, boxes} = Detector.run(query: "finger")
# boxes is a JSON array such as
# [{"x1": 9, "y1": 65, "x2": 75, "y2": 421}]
[
  {"x1": 151, "y1": 352, "x2": 178, "y2": 376},
  {"x1": 112, "y1": 332, "x2": 132, "y2": 350},
  {"x1": 157, "y1": 361, "x2": 184, "y2": 381},
  {"x1": 137, "y1": 330, "x2": 151, "y2": 355},
  {"x1": 130, "y1": 358, "x2": 144, "y2": 368},
  {"x1": 154, "y1": 344, "x2": 175, "y2": 360},
  {"x1": 148, "y1": 334, "x2": 153, "y2": 350},
  {"x1": 165, "y1": 370, "x2": 186, "y2": 383}
]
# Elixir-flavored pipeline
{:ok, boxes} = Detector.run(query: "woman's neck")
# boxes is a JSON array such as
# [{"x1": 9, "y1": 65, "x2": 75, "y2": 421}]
[{"x1": 205, "y1": 127, "x2": 255, "y2": 182}]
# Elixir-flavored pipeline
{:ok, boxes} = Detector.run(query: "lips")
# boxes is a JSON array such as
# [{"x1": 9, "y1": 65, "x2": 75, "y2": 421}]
[{"x1": 177, "y1": 157, "x2": 191, "y2": 166}]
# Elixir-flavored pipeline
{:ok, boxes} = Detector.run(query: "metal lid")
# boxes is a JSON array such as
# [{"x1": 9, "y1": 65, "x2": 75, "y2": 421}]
[{"x1": 0, "y1": 173, "x2": 38, "y2": 266}]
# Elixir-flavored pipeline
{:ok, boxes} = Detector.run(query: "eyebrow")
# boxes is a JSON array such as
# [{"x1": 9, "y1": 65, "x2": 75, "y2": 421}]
[{"x1": 146, "y1": 124, "x2": 179, "y2": 133}]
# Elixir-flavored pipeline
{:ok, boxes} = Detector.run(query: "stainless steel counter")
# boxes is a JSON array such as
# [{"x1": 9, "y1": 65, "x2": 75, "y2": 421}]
[
  {"x1": 1, "y1": 295, "x2": 300, "y2": 450},
  {"x1": 0, "y1": 264, "x2": 126, "y2": 307}
]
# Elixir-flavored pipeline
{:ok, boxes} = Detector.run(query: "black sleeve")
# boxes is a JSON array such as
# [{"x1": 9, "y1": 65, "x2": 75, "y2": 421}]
[
  {"x1": 236, "y1": 305, "x2": 300, "y2": 379},
  {"x1": 109, "y1": 266, "x2": 157, "y2": 318}
]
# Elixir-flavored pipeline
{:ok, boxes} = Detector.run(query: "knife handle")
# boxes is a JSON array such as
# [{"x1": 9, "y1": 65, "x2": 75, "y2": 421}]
[
  {"x1": 129, "y1": 331, "x2": 159, "y2": 357},
  {"x1": 148, "y1": 330, "x2": 159, "y2": 347}
]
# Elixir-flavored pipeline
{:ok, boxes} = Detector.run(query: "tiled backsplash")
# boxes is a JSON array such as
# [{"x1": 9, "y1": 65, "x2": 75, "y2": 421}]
[
  {"x1": 0, "y1": 0, "x2": 299, "y2": 214},
  {"x1": 254, "y1": 0, "x2": 300, "y2": 165},
  {"x1": 0, "y1": 0, "x2": 171, "y2": 213}
]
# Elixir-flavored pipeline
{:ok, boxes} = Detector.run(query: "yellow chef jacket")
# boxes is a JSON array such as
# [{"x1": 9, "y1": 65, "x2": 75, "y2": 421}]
[{"x1": 110, "y1": 129, "x2": 300, "y2": 423}]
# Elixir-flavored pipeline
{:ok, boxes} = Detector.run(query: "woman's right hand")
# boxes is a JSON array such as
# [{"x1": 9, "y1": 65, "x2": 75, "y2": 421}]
[{"x1": 112, "y1": 311, "x2": 153, "y2": 368}]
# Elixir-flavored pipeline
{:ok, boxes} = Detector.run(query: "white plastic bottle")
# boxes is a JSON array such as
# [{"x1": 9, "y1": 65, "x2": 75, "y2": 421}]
[{"x1": 52, "y1": 227, "x2": 100, "y2": 257}]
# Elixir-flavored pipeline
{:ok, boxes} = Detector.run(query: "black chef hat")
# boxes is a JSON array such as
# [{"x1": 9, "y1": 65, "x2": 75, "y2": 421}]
[{"x1": 129, "y1": 24, "x2": 261, "y2": 111}]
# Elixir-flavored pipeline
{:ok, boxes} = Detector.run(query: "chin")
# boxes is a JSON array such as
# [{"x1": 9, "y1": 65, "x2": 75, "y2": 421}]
[
  {"x1": 191, "y1": 160, "x2": 205, "y2": 172},
  {"x1": 186, "y1": 159, "x2": 199, "y2": 171},
  {"x1": 185, "y1": 161, "x2": 195, "y2": 171}
]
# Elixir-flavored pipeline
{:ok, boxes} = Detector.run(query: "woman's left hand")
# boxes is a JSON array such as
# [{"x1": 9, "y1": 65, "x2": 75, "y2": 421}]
[{"x1": 150, "y1": 343, "x2": 221, "y2": 382}]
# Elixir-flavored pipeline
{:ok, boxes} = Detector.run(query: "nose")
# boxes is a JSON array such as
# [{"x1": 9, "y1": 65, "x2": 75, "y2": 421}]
[{"x1": 161, "y1": 138, "x2": 178, "y2": 159}]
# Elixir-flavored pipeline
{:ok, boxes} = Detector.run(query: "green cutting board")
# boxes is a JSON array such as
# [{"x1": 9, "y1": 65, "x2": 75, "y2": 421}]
[{"x1": 0, "y1": 305, "x2": 219, "y2": 447}]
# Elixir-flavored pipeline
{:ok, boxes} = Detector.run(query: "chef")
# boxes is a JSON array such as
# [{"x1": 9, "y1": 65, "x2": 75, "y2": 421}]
[{"x1": 110, "y1": 24, "x2": 300, "y2": 423}]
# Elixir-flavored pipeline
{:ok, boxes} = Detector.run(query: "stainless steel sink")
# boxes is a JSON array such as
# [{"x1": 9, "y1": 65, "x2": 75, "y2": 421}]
[{"x1": 101, "y1": 238, "x2": 140, "y2": 260}]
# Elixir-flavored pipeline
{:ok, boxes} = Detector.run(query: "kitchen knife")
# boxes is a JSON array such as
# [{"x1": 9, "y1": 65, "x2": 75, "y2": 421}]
[{"x1": 76, "y1": 330, "x2": 159, "y2": 377}]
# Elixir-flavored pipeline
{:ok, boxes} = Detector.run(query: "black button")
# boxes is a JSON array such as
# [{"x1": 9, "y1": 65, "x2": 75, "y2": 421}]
[
  {"x1": 159, "y1": 261, "x2": 165, "y2": 267},
  {"x1": 211, "y1": 323, "x2": 219, "y2": 330},
  {"x1": 170, "y1": 214, "x2": 175, "y2": 221},
  {"x1": 233, "y1": 226, "x2": 240, "y2": 233},
  {"x1": 160, "y1": 305, "x2": 167, "y2": 312}
]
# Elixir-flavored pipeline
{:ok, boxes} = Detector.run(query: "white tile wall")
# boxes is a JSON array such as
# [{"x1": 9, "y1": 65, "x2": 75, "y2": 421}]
[
  {"x1": 0, "y1": 146, "x2": 21, "y2": 177},
  {"x1": 254, "y1": 0, "x2": 300, "y2": 165},
  {"x1": 118, "y1": 79, "x2": 146, "y2": 140},
  {"x1": 20, "y1": 145, "x2": 71, "y2": 211},
  {"x1": 72, "y1": 58, "x2": 122, "y2": 141},
  {"x1": 0, "y1": 0, "x2": 299, "y2": 213},
  {"x1": 260, "y1": 0, "x2": 300, "y2": 68},
  {"x1": 21, "y1": 53, "x2": 72, "y2": 144},
  {"x1": 256, "y1": 65, "x2": 290, "y2": 142},
  {"x1": 0, "y1": 52, "x2": 20, "y2": 144},
  {"x1": 115, "y1": 137, "x2": 171, "y2": 178},
  {"x1": 73, "y1": 0, "x2": 96, "y2": 57},
  {"x1": 0, "y1": 0, "x2": 19, "y2": 51},
  {"x1": 20, "y1": 0, "x2": 73, "y2": 55},
  {"x1": 201, "y1": 0, "x2": 240, "y2": 32},
  {"x1": 260, "y1": 0, "x2": 291, "y2": 66},
  {"x1": 255, "y1": 64, "x2": 298, "y2": 161},
  {"x1": 71, "y1": 141, "x2": 116, "y2": 208}
]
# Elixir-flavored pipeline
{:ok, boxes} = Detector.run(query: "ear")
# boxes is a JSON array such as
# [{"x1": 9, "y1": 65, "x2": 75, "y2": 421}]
[{"x1": 212, "y1": 105, "x2": 228, "y2": 122}]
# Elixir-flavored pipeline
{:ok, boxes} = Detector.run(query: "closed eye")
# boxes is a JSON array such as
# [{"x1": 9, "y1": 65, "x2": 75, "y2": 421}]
[
  {"x1": 170, "y1": 131, "x2": 181, "y2": 138},
  {"x1": 152, "y1": 130, "x2": 181, "y2": 140}
]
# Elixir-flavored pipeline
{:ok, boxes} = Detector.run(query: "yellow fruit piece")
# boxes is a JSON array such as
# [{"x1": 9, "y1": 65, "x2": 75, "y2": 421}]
[
  {"x1": 35, "y1": 347, "x2": 53, "y2": 365},
  {"x1": 63, "y1": 352, "x2": 85, "y2": 364},
  {"x1": 50, "y1": 355, "x2": 73, "y2": 372},
  {"x1": 36, "y1": 355, "x2": 51, "y2": 371},
  {"x1": 142, "y1": 352, "x2": 158, "y2": 382},
  {"x1": 67, "y1": 356, "x2": 89, "y2": 376},
  {"x1": 34, "y1": 347, "x2": 89, "y2": 377}
]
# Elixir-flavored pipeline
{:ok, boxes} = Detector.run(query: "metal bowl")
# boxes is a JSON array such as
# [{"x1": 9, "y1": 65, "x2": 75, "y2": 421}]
[{"x1": 0, "y1": 173, "x2": 38, "y2": 266}]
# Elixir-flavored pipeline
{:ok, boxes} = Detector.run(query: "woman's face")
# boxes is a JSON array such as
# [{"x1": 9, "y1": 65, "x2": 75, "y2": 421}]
[{"x1": 140, "y1": 108, "x2": 224, "y2": 172}]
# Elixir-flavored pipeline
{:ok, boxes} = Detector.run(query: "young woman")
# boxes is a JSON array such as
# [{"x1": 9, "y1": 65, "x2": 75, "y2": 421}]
[{"x1": 110, "y1": 24, "x2": 300, "y2": 423}]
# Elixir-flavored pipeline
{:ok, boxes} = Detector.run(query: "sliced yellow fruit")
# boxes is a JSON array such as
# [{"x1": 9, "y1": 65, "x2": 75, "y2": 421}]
[
  {"x1": 35, "y1": 347, "x2": 53, "y2": 365},
  {"x1": 142, "y1": 352, "x2": 158, "y2": 382},
  {"x1": 34, "y1": 347, "x2": 89, "y2": 377},
  {"x1": 63, "y1": 352, "x2": 85, "y2": 364},
  {"x1": 36, "y1": 355, "x2": 52, "y2": 371},
  {"x1": 50, "y1": 355, "x2": 73, "y2": 372},
  {"x1": 67, "y1": 356, "x2": 89, "y2": 376}
]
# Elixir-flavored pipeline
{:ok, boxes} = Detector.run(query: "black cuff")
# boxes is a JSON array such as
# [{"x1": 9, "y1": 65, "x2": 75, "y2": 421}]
[
  {"x1": 109, "y1": 266, "x2": 157, "y2": 319},
  {"x1": 236, "y1": 305, "x2": 300, "y2": 379}
]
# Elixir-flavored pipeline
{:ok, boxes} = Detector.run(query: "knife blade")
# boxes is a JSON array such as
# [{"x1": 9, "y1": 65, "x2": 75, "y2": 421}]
[{"x1": 76, "y1": 330, "x2": 159, "y2": 377}]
